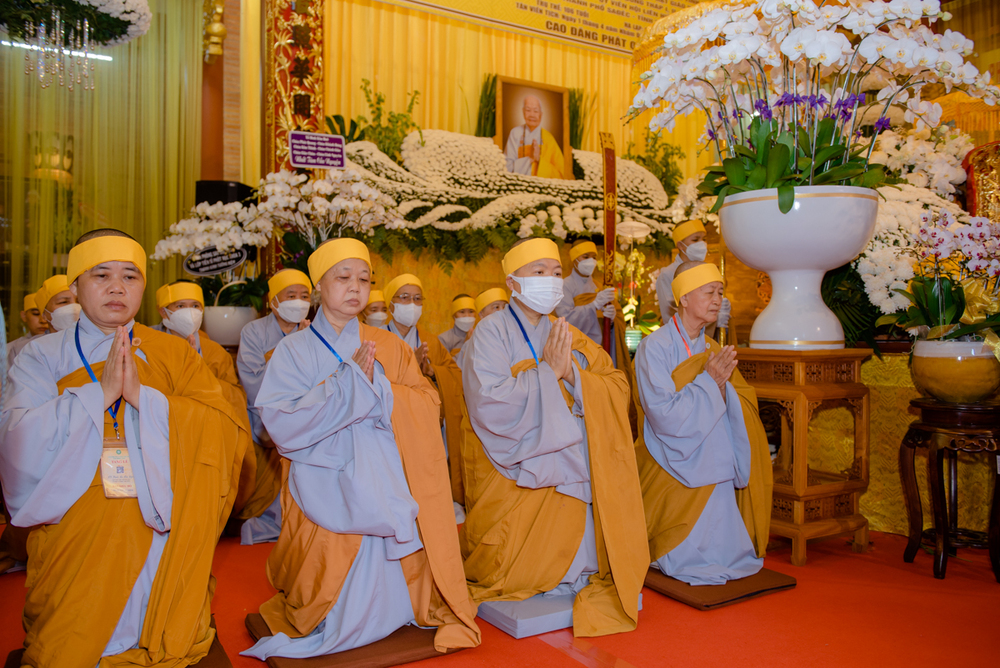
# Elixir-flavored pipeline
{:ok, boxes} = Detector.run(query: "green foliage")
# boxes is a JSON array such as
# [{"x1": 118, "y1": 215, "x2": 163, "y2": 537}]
[
  {"x1": 701, "y1": 117, "x2": 886, "y2": 213},
  {"x1": 821, "y1": 264, "x2": 883, "y2": 353},
  {"x1": 197, "y1": 274, "x2": 269, "y2": 312},
  {"x1": 1, "y1": 1, "x2": 131, "y2": 45},
  {"x1": 475, "y1": 74, "x2": 497, "y2": 138},
  {"x1": 568, "y1": 88, "x2": 597, "y2": 150},
  {"x1": 325, "y1": 114, "x2": 366, "y2": 142},
  {"x1": 356, "y1": 79, "x2": 421, "y2": 165},
  {"x1": 623, "y1": 131, "x2": 685, "y2": 197},
  {"x1": 869, "y1": 274, "x2": 1000, "y2": 342}
]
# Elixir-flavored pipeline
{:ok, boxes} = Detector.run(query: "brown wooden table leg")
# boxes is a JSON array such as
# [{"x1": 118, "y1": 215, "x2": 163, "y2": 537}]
[
  {"x1": 928, "y1": 444, "x2": 949, "y2": 579},
  {"x1": 900, "y1": 432, "x2": 922, "y2": 563},
  {"x1": 990, "y1": 452, "x2": 1000, "y2": 584}
]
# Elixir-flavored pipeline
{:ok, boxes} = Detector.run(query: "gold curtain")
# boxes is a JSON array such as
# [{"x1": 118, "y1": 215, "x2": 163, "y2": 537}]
[
  {"x1": 322, "y1": 0, "x2": 710, "y2": 160},
  {"x1": 241, "y1": 0, "x2": 263, "y2": 186},
  {"x1": 0, "y1": 0, "x2": 202, "y2": 337}
]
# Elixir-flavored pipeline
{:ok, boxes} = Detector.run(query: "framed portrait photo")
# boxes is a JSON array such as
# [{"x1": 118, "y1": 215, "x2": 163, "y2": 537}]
[{"x1": 495, "y1": 76, "x2": 573, "y2": 180}]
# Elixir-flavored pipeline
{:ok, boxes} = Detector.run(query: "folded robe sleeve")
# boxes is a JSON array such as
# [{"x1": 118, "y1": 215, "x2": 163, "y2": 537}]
[
  {"x1": 256, "y1": 350, "x2": 383, "y2": 458},
  {"x1": 635, "y1": 334, "x2": 748, "y2": 489},
  {"x1": 461, "y1": 322, "x2": 586, "y2": 486}
]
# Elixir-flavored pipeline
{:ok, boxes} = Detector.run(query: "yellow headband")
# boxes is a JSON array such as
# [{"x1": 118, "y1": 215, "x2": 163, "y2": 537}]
[
  {"x1": 569, "y1": 241, "x2": 598, "y2": 263},
  {"x1": 67, "y1": 236, "x2": 147, "y2": 285},
  {"x1": 367, "y1": 289, "x2": 385, "y2": 306},
  {"x1": 451, "y1": 296, "x2": 476, "y2": 315},
  {"x1": 36, "y1": 275, "x2": 70, "y2": 311},
  {"x1": 502, "y1": 238, "x2": 561, "y2": 275},
  {"x1": 156, "y1": 282, "x2": 204, "y2": 308},
  {"x1": 23, "y1": 293, "x2": 37, "y2": 312},
  {"x1": 475, "y1": 287, "x2": 509, "y2": 314},
  {"x1": 672, "y1": 263, "x2": 724, "y2": 303},
  {"x1": 268, "y1": 269, "x2": 312, "y2": 297},
  {"x1": 672, "y1": 220, "x2": 706, "y2": 244},
  {"x1": 385, "y1": 274, "x2": 423, "y2": 301},
  {"x1": 307, "y1": 238, "x2": 372, "y2": 284}
]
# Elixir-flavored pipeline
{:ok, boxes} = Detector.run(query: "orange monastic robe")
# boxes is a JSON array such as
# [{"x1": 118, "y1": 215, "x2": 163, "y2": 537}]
[
  {"x1": 460, "y1": 324, "x2": 648, "y2": 637},
  {"x1": 418, "y1": 326, "x2": 467, "y2": 505},
  {"x1": 259, "y1": 323, "x2": 480, "y2": 653},
  {"x1": 19, "y1": 324, "x2": 249, "y2": 667}
]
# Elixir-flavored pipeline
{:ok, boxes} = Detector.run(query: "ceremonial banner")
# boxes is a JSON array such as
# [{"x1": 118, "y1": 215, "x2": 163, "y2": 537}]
[
  {"x1": 600, "y1": 131, "x2": 616, "y2": 353},
  {"x1": 375, "y1": 0, "x2": 699, "y2": 56}
]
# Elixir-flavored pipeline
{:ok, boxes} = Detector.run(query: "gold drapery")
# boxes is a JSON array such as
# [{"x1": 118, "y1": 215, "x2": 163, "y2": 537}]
[
  {"x1": 319, "y1": 0, "x2": 706, "y2": 161},
  {"x1": 241, "y1": 0, "x2": 263, "y2": 186},
  {"x1": 0, "y1": 0, "x2": 202, "y2": 337}
]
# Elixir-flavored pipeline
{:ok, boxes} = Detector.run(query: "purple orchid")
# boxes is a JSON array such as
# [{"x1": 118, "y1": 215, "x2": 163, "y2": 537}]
[
  {"x1": 754, "y1": 98, "x2": 773, "y2": 120},
  {"x1": 874, "y1": 116, "x2": 892, "y2": 134}
]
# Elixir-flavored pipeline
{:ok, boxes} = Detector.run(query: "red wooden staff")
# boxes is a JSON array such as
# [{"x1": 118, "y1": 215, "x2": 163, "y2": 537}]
[{"x1": 599, "y1": 132, "x2": 616, "y2": 354}]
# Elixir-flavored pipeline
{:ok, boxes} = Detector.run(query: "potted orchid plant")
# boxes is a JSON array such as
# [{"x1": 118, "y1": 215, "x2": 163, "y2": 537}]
[
  {"x1": 877, "y1": 211, "x2": 1000, "y2": 403},
  {"x1": 629, "y1": 0, "x2": 999, "y2": 350}
]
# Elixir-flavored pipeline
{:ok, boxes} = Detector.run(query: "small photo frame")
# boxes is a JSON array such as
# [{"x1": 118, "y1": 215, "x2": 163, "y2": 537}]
[{"x1": 495, "y1": 76, "x2": 573, "y2": 180}]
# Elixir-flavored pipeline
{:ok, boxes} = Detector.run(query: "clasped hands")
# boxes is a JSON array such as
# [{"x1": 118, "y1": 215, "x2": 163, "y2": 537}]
[
  {"x1": 542, "y1": 317, "x2": 575, "y2": 386},
  {"x1": 101, "y1": 326, "x2": 141, "y2": 411},
  {"x1": 706, "y1": 345, "x2": 738, "y2": 397}
]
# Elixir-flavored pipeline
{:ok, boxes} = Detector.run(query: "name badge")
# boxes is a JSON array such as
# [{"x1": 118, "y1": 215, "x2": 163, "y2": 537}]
[{"x1": 101, "y1": 440, "x2": 138, "y2": 498}]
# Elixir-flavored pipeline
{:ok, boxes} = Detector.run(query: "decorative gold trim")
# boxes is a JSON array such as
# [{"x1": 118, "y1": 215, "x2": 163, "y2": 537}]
[
  {"x1": 719, "y1": 192, "x2": 879, "y2": 210},
  {"x1": 750, "y1": 339, "x2": 845, "y2": 345}
]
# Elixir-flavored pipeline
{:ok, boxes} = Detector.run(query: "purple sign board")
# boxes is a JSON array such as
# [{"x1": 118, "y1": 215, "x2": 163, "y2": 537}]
[{"x1": 288, "y1": 130, "x2": 346, "y2": 170}]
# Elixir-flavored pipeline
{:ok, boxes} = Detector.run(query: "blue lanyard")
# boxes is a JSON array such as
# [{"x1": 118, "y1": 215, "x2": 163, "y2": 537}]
[
  {"x1": 75, "y1": 322, "x2": 132, "y2": 438},
  {"x1": 309, "y1": 324, "x2": 344, "y2": 363},
  {"x1": 508, "y1": 307, "x2": 539, "y2": 364}
]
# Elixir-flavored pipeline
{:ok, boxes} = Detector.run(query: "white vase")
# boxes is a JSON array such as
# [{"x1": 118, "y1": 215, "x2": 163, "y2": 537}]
[
  {"x1": 720, "y1": 185, "x2": 878, "y2": 350},
  {"x1": 202, "y1": 306, "x2": 257, "y2": 346}
]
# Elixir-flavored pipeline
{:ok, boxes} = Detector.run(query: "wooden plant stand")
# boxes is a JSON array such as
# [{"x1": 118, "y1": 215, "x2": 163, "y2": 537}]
[{"x1": 738, "y1": 349, "x2": 872, "y2": 566}]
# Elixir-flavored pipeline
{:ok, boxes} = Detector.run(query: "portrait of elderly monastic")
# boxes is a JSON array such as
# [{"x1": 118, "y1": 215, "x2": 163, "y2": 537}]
[{"x1": 495, "y1": 76, "x2": 573, "y2": 180}]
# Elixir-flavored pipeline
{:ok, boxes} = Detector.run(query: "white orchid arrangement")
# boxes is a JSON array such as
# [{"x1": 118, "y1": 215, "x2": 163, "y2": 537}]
[
  {"x1": 152, "y1": 201, "x2": 273, "y2": 260},
  {"x1": 868, "y1": 125, "x2": 973, "y2": 199},
  {"x1": 257, "y1": 168, "x2": 405, "y2": 248},
  {"x1": 854, "y1": 183, "x2": 967, "y2": 314},
  {"x1": 630, "y1": 0, "x2": 998, "y2": 213}
]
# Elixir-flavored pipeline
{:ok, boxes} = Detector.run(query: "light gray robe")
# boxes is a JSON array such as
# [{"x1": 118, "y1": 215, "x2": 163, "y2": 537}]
[
  {"x1": 7, "y1": 333, "x2": 36, "y2": 370},
  {"x1": 235, "y1": 313, "x2": 287, "y2": 544},
  {"x1": 461, "y1": 299, "x2": 599, "y2": 592},
  {"x1": 556, "y1": 270, "x2": 602, "y2": 346},
  {"x1": 0, "y1": 313, "x2": 173, "y2": 655},
  {"x1": 634, "y1": 318, "x2": 762, "y2": 585},
  {"x1": 654, "y1": 255, "x2": 682, "y2": 321},
  {"x1": 438, "y1": 324, "x2": 468, "y2": 354},
  {"x1": 241, "y1": 312, "x2": 419, "y2": 660}
]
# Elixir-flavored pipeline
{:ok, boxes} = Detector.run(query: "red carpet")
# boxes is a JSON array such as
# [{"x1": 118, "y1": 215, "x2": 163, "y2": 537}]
[{"x1": 2, "y1": 532, "x2": 997, "y2": 667}]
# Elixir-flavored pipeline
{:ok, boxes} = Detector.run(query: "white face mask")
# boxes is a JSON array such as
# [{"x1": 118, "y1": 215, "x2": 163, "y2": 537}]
[
  {"x1": 392, "y1": 303, "x2": 422, "y2": 328},
  {"x1": 509, "y1": 275, "x2": 564, "y2": 315},
  {"x1": 48, "y1": 303, "x2": 82, "y2": 331},
  {"x1": 576, "y1": 258, "x2": 598, "y2": 277},
  {"x1": 454, "y1": 316, "x2": 476, "y2": 332},
  {"x1": 274, "y1": 298, "x2": 310, "y2": 324},
  {"x1": 163, "y1": 307, "x2": 203, "y2": 338},
  {"x1": 682, "y1": 240, "x2": 708, "y2": 262},
  {"x1": 366, "y1": 311, "x2": 388, "y2": 327}
]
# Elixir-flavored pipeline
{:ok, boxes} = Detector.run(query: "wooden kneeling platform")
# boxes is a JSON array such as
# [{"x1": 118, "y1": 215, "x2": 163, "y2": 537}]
[
  {"x1": 245, "y1": 613, "x2": 463, "y2": 668},
  {"x1": 4, "y1": 633, "x2": 232, "y2": 668},
  {"x1": 644, "y1": 567, "x2": 796, "y2": 611}
]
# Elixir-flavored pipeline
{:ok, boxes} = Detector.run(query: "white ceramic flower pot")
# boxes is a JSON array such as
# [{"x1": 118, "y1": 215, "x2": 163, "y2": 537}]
[
  {"x1": 720, "y1": 185, "x2": 878, "y2": 350},
  {"x1": 202, "y1": 306, "x2": 258, "y2": 347}
]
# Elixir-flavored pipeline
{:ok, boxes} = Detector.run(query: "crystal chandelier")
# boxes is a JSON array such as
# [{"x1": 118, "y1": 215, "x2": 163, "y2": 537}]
[
  {"x1": 22, "y1": 8, "x2": 96, "y2": 91},
  {"x1": 2, "y1": 0, "x2": 151, "y2": 93}
]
